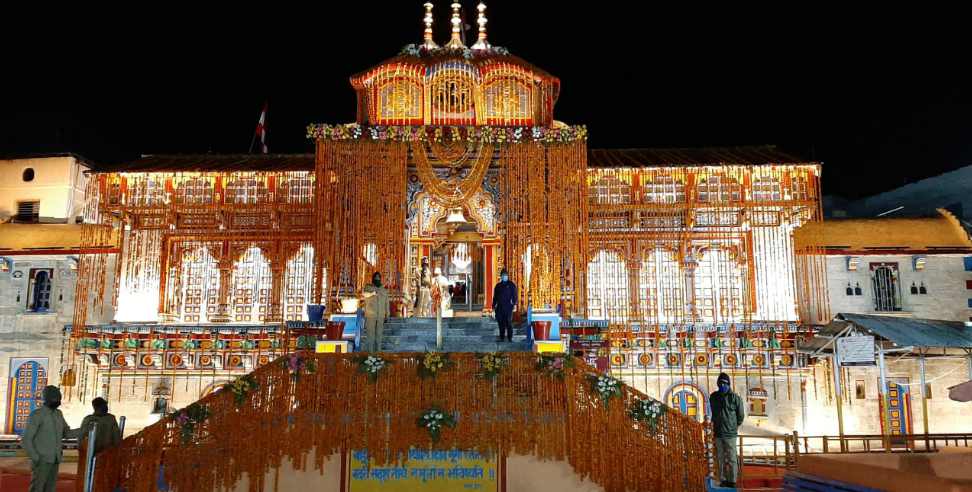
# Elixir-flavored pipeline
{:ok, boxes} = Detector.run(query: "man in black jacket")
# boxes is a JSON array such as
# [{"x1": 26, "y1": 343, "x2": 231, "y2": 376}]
[
  {"x1": 492, "y1": 269, "x2": 517, "y2": 342},
  {"x1": 710, "y1": 372, "x2": 745, "y2": 488}
]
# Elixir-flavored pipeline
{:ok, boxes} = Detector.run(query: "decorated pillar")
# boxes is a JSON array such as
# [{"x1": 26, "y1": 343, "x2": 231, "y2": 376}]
[{"x1": 210, "y1": 241, "x2": 234, "y2": 323}]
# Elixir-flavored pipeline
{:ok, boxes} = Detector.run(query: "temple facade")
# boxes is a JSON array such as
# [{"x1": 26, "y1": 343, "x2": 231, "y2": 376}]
[{"x1": 8, "y1": 2, "x2": 954, "y2": 445}]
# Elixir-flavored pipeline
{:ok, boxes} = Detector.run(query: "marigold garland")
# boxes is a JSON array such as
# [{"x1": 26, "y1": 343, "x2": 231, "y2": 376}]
[
  {"x1": 93, "y1": 353, "x2": 709, "y2": 492},
  {"x1": 307, "y1": 123, "x2": 587, "y2": 144}
]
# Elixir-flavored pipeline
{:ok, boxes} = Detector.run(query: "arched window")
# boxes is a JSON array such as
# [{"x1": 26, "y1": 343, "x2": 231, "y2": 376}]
[
  {"x1": 694, "y1": 248, "x2": 745, "y2": 322},
  {"x1": 231, "y1": 246, "x2": 272, "y2": 322},
  {"x1": 587, "y1": 249, "x2": 629, "y2": 322},
  {"x1": 667, "y1": 383, "x2": 706, "y2": 423},
  {"x1": 639, "y1": 248, "x2": 684, "y2": 323},
  {"x1": 178, "y1": 245, "x2": 220, "y2": 323},
  {"x1": 29, "y1": 269, "x2": 53, "y2": 312},
  {"x1": 285, "y1": 244, "x2": 318, "y2": 321}
]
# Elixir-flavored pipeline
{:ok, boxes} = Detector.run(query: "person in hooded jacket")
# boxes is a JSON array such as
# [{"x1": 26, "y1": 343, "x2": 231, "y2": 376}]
[{"x1": 710, "y1": 372, "x2": 745, "y2": 488}]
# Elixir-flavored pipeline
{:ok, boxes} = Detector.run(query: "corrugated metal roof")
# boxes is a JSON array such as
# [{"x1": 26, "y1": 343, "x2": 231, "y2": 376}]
[
  {"x1": 808, "y1": 313, "x2": 972, "y2": 350},
  {"x1": 90, "y1": 146, "x2": 810, "y2": 174},
  {"x1": 92, "y1": 154, "x2": 316, "y2": 173},
  {"x1": 588, "y1": 146, "x2": 812, "y2": 168}
]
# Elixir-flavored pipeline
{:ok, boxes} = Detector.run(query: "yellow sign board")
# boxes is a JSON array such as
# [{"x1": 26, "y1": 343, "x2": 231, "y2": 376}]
[
  {"x1": 348, "y1": 449, "x2": 497, "y2": 491},
  {"x1": 316, "y1": 340, "x2": 351, "y2": 353},
  {"x1": 534, "y1": 340, "x2": 565, "y2": 353}
]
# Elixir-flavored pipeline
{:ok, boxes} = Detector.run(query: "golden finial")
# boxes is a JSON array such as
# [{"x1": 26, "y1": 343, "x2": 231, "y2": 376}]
[
  {"x1": 423, "y1": 2, "x2": 438, "y2": 50},
  {"x1": 472, "y1": 2, "x2": 490, "y2": 50},
  {"x1": 446, "y1": 2, "x2": 465, "y2": 49}
]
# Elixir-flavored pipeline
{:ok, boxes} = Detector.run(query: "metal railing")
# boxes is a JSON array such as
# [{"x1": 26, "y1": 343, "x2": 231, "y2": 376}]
[{"x1": 725, "y1": 431, "x2": 972, "y2": 484}]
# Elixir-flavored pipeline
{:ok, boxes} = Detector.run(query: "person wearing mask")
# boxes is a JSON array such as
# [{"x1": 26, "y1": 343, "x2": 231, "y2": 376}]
[
  {"x1": 22, "y1": 385, "x2": 79, "y2": 492},
  {"x1": 710, "y1": 373, "x2": 745, "y2": 488},
  {"x1": 492, "y1": 268, "x2": 517, "y2": 342},
  {"x1": 78, "y1": 397, "x2": 122, "y2": 455},
  {"x1": 363, "y1": 271, "x2": 390, "y2": 352}
]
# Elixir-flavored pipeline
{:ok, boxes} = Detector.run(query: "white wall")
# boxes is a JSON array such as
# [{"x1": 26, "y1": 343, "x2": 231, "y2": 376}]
[
  {"x1": 0, "y1": 254, "x2": 116, "y2": 435},
  {"x1": 0, "y1": 156, "x2": 90, "y2": 221},
  {"x1": 825, "y1": 254, "x2": 972, "y2": 322}
]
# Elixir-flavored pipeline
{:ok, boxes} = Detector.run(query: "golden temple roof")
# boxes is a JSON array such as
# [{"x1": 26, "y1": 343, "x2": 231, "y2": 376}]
[{"x1": 793, "y1": 209, "x2": 972, "y2": 253}]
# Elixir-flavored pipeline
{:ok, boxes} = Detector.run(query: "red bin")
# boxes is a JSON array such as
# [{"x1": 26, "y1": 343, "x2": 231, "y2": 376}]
[{"x1": 531, "y1": 321, "x2": 552, "y2": 341}]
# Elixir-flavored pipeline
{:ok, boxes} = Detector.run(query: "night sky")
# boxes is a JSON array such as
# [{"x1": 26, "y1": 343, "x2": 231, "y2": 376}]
[{"x1": 2, "y1": 4, "x2": 970, "y2": 199}]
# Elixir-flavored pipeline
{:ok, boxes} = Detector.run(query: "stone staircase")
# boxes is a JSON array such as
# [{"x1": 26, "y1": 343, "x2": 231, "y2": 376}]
[{"x1": 380, "y1": 316, "x2": 532, "y2": 352}]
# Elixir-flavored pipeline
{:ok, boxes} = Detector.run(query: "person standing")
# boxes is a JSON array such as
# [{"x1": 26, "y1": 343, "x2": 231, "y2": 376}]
[
  {"x1": 492, "y1": 268, "x2": 517, "y2": 342},
  {"x1": 22, "y1": 385, "x2": 79, "y2": 492},
  {"x1": 78, "y1": 397, "x2": 122, "y2": 455},
  {"x1": 710, "y1": 372, "x2": 745, "y2": 489},
  {"x1": 363, "y1": 272, "x2": 390, "y2": 352}
]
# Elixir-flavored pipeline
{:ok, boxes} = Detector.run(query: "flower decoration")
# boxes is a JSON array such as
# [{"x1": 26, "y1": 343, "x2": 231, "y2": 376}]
[
  {"x1": 225, "y1": 374, "x2": 258, "y2": 407},
  {"x1": 628, "y1": 398, "x2": 666, "y2": 433},
  {"x1": 172, "y1": 403, "x2": 210, "y2": 444},
  {"x1": 588, "y1": 374, "x2": 623, "y2": 406},
  {"x1": 418, "y1": 351, "x2": 452, "y2": 379},
  {"x1": 355, "y1": 355, "x2": 390, "y2": 383},
  {"x1": 307, "y1": 124, "x2": 587, "y2": 144},
  {"x1": 477, "y1": 352, "x2": 507, "y2": 379},
  {"x1": 284, "y1": 353, "x2": 317, "y2": 381},
  {"x1": 416, "y1": 407, "x2": 456, "y2": 442},
  {"x1": 536, "y1": 354, "x2": 574, "y2": 379}
]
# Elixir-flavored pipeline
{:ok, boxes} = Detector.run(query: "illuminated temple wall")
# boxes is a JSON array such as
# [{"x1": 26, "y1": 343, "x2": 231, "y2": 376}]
[{"x1": 584, "y1": 165, "x2": 830, "y2": 434}]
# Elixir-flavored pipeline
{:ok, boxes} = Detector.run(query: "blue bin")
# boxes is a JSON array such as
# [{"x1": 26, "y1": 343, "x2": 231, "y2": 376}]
[{"x1": 306, "y1": 304, "x2": 325, "y2": 322}]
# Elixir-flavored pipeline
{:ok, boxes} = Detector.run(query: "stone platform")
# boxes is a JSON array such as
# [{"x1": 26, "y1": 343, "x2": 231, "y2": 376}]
[{"x1": 381, "y1": 316, "x2": 532, "y2": 352}]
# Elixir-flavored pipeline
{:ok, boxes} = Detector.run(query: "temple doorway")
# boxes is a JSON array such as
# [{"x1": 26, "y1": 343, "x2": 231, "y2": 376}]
[{"x1": 407, "y1": 198, "x2": 499, "y2": 317}]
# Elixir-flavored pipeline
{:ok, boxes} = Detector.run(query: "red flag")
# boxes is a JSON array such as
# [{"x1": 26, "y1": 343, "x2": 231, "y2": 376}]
[{"x1": 252, "y1": 102, "x2": 268, "y2": 154}]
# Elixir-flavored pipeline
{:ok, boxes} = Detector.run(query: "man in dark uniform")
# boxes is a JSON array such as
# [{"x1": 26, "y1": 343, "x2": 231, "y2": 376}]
[
  {"x1": 710, "y1": 372, "x2": 745, "y2": 488},
  {"x1": 492, "y1": 268, "x2": 517, "y2": 342}
]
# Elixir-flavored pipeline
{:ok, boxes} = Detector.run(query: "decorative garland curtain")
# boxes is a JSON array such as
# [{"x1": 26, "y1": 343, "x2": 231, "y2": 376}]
[{"x1": 92, "y1": 353, "x2": 708, "y2": 492}]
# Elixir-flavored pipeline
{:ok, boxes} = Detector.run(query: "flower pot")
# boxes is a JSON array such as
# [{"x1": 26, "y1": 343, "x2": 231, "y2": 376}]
[
  {"x1": 325, "y1": 321, "x2": 346, "y2": 341},
  {"x1": 306, "y1": 304, "x2": 325, "y2": 322},
  {"x1": 531, "y1": 321, "x2": 552, "y2": 341}
]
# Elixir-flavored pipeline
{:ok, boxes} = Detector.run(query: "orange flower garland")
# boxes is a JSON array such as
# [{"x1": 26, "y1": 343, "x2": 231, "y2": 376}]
[{"x1": 93, "y1": 353, "x2": 709, "y2": 492}]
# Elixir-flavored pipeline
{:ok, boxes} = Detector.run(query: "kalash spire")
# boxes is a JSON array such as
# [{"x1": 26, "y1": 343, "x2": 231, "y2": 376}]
[{"x1": 345, "y1": 1, "x2": 563, "y2": 127}]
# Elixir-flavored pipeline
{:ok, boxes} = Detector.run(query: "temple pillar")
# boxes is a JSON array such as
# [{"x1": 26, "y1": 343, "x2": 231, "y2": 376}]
[
  {"x1": 266, "y1": 260, "x2": 286, "y2": 324},
  {"x1": 210, "y1": 242, "x2": 234, "y2": 323}
]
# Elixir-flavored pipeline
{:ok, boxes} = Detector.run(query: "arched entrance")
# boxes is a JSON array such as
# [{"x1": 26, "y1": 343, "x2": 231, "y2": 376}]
[{"x1": 407, "y1": 191, "x2": 497, "y2": 316}]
